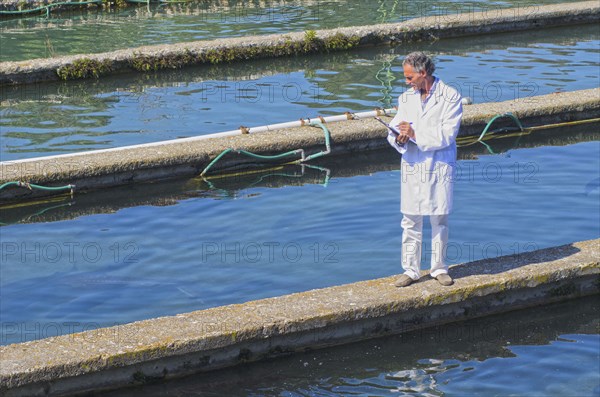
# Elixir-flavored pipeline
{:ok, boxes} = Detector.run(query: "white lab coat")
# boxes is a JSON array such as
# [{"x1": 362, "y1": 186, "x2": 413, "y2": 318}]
[{"x1": 387, "y1": 77, "x2": 462, "y2": 215}]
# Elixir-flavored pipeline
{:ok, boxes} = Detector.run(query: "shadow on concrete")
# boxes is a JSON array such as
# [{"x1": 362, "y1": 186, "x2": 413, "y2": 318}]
[{"x1": 448, "y1": 243, "x2": 582, "y2": 279}]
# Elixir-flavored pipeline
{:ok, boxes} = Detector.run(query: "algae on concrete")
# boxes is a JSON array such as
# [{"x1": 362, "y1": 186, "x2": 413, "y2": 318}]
[
  {"x1": 1, "y1": 1, "x2": 599, "y2": 85},
  {"x1": 0, "y1": 88, "x2": 598, "y2": 202},
  {"x1": 0, "y1": 239, "x2": 598, "y2": 397}
]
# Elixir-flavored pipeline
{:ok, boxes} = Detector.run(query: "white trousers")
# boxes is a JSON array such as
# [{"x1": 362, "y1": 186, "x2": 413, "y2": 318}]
[{"x1": 401, "y1": 214, "x2": 449, "y2": 280}]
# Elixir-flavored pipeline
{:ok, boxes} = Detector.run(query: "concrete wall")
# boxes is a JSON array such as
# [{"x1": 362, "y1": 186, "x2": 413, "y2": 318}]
[
  {"x1": 1, "y1": 1, "x2": 598, "y2": 85},
  {"x1": 5, "y1": 121, "x2": 597, "y2": 226},
  {"x1": 1, "y1": 87, "x2": 598, "y2": 202},
  {"x1": 1, "y1": 238, "x2": 598, "y2": 396}
]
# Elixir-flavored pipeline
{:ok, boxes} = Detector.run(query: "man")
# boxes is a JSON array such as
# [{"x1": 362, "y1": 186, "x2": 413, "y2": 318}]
[{"x1": 386, "y1": 52, "x2": 463, "y2": 287}]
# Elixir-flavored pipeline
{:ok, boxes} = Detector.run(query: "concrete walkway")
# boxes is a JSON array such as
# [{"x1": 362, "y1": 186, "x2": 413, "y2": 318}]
[
  {"x1": 1, "y1": 1, "x2": 598, "y2": 85},
  {"x1": 1, "y1": 87, "x2": 598, "y2": 202},
  {"x1": 5, "y1": 120, "x2": 597, "y2": 226},
  {"x1": 1, "y1": 238, "x2": 598, "y2": 396}
]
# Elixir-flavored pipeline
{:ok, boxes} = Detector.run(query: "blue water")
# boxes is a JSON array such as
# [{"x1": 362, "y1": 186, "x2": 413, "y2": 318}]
[
  {"x1": 436, "y1": 336, "x2": 600, "y2": 396},
  {"x1": 1, "y1": 24, "x2": 599, "y2": 160},
  {"x1": 1, "y1": 1, "x2": 599, "y2": 394},
  {"x1": 100, "y1": 296, "x2": 600, "y2": 397},
  {"x1": 1, "y1": 130, "x2": 599, "y2": 345},
  {"x1": 0, "y1": 0, "x2": 580, "y2": 62}
]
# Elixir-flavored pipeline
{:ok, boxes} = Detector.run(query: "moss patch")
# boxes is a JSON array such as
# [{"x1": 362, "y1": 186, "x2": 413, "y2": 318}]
[
  {"x1": 129, "y1": 49, "x2": 197, "y2": 72},
  {"x1": 54, "y1": 31, "x2": 361, "y2": 79},
  {"x1": 56, "y1": 58, "x2": 113, "y2": 80},
  {"x1": 127, "y1": 31, "x2": 361, "y2": 73}
]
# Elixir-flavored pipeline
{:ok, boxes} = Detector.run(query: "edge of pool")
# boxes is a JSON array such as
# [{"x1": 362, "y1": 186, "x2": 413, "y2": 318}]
[
  {"x1": 1, "y1": 87, "x2": 599, "y2": 202},
  {"x1": 0, "y1": 1, "x2": 599, "y2": 85},
  {"x1": 1, "y1": 238, "x2": 598, "y2": 396}
]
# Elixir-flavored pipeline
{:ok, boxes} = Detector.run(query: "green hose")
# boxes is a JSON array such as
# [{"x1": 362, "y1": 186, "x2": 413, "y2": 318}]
[
  {"x1": 0, "y1": 0, "x2": 102, "y2": 16},
  {"x1": 201, "y1": 148, "x2": 303, "y2": 177},
  {"x1": 200, "y1": 121, "x2": 331, "y2": 177},
  {"x1": 0, "y1": 181, "x2": 75, "y2": 194},
  {"x1": 201, "y1": 112, "x2": 524, "y2": 177},
  {"x1": 477, "y1": 112, "x2": 524, "y2": 141},
  {"x1": 200, "y1": 112, "x2": 525, "y2": 177},
  {"x1": 300, "y1": 121, "x2": 331, "y2": 162}
]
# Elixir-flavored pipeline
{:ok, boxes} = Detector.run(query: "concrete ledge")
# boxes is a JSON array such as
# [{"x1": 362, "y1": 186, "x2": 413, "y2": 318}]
[
  {"x1": 5, "y1": 122, "x2": 598, "y2": 226},
  {"x1": 1, "y1": 87, "x2": 599, "y2": 202},
  {"x1": 1, "y1": 1, "x2": 598, "y2": 85},
  {"x1": 1, "y1": 239, "x2": 598, "y2": 396}
]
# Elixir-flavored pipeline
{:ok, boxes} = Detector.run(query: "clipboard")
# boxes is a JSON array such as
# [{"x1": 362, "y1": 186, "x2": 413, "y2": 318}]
[{"x1": 374, "y1": 117, "x2": 400, "y2": 136}]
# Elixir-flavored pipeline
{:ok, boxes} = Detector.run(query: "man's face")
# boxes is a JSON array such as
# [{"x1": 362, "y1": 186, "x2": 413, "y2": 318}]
[{"x1": 403, "y1": 64, "x2": 427, "y2": 91}]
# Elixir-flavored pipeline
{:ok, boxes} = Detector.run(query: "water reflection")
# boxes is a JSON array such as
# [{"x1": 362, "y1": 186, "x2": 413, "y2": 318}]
[
  {"x1": 1, "y1": 23, "x2": 598, "y2": 161},
  {"x1": 1, "y1": 123, "x2": 597, "y2": 226},
  {"x1": 1, "y1": 132, "x2": 598, "y2": 346},
  {"x1": 0, "y1": 0, "x2": 578, "y2": 61},
  {"x1": 0, "y1": 95, "x2": 119, "y2": 154},
  {"x1": 100, "y1": 296, "x2": 600, "y2": 397}
]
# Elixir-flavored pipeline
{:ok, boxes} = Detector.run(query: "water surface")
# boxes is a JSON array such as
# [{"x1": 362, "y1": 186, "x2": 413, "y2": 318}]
[
  {"x1": 100, "y1": 296, "x2": 600, "y2": 397},
  {"x1": 1, "y1": 126, "x2": 598, "y2": 345},
  {"x1": 1, "y1": 24, "x2": 598, "y2": 160},
  {"x1": 0, "y1": 0, "x2": 582, "y2": 61}
]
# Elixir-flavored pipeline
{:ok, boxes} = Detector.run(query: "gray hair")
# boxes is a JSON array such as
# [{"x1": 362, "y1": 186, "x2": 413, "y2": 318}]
[{"x1": 402, "y1": 52, "x2": 435, "y2": 75}]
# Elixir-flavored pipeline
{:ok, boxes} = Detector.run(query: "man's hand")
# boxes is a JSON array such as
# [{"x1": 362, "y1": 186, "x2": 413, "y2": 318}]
[{"x1": 395, "y1": 121, "x2": 414, "y2": 144}]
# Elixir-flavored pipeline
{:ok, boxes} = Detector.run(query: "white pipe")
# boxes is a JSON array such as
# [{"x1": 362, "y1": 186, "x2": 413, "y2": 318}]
[
  {"x1": 1, "y1": 108, "x2": 397, "y2": 165},
  {"x1": 240, "y1": 108, "x2": 398, "y2": 134}
]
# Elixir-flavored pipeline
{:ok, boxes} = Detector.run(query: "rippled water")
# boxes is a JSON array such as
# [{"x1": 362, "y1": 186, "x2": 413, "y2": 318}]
[
  {"x1": 1, "y1": 1, "x2": 598, "y2": 394},
  {"x1": 100, "y1": 296, "x2": 600, "y2": 397},
  {"x1": 1, "y1": 126, "x2": 599, "y2": 345},
  {"x1": 1, "y1": 24, "x2": 598, "y2": 160},
  {"x1": 0, "y1": 0, "x2": 580, "y2": 61}
]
